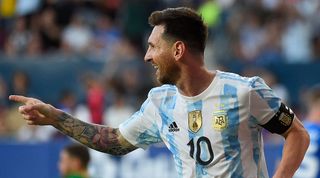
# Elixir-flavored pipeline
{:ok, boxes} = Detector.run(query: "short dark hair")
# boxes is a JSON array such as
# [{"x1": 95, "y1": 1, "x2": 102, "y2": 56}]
[
  {"x1": 148, "y1": 7, "x2": 208, "y2": 54},
  {"x1": 64, "y1": 144, "x2": 90, "y2": 168}
]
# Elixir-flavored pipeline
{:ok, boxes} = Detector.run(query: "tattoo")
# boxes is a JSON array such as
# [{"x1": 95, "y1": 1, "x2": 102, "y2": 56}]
[{"x1": 54, "y1": 111, "x2": 136, "y2": 155}]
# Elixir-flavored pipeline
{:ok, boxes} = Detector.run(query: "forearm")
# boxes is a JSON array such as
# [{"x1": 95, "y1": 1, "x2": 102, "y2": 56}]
[
  {"x1": 52, "y1": 109, "x2": 136, "y2": 155},
  {"x1": 273, "y1": 123, "x2": 310, "y2": 178}
]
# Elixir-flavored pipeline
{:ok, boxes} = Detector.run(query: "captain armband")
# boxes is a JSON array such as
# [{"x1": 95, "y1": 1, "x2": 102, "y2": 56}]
[{"x1": 261, "y1": 103, "x2": 295, "y2": 134}]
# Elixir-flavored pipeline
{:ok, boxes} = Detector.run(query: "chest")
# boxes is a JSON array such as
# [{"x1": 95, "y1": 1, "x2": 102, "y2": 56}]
[
  {"x1": 159, "y1": 97, "x2": 252, "y2": 156},
  {"x1": 158, "y1": 94, "x2": 249, "y2": 137}
]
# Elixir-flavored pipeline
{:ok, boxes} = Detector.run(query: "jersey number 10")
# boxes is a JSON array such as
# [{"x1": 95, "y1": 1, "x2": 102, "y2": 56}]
[{"x1": 187, "y1": 136, "x2": 214, "y2": 166}]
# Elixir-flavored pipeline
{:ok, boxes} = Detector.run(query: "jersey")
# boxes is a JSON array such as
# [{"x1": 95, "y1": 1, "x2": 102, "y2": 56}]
[
  {"x1": 295, "y1": 121, "x2": 320, "y2": 178},
  {"x1": 119, "y1": 70, "x2": 282, "y2": 178}
]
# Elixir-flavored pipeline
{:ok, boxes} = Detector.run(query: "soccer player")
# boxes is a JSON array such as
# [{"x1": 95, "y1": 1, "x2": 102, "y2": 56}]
[
  {"x1": 9, "y1": 7, "x2": 309, "y2": 178},
  {"x1": 295, "y1": 85, "x2": 320, "y2": 178},
  {"x1": 59, "y1": 144, "x2": 90, "y2": 178}
]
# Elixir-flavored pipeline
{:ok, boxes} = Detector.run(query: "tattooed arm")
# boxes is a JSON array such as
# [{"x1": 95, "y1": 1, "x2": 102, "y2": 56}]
[
  {"x1": 53, "y1": 112, "x2": 137, "y2": 155},
  {"x1": 9, "y1": 95, "x2": 137, "y2": 155}
]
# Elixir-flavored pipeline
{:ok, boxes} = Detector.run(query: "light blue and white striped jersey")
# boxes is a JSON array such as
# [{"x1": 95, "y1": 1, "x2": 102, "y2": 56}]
[{"x1": 119, "y1": 70, "x2": 281, "y2": 178}]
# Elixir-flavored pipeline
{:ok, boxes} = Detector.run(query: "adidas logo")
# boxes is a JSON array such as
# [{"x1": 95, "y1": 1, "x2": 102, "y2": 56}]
[{"x1": 168, "y1": 122, "x2": 180, "y2": 132}]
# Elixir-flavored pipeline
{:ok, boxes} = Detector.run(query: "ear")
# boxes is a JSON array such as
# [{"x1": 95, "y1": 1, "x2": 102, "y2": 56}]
[{"x1": 172, "y1": 41, "x2": 185, "y2": 61}]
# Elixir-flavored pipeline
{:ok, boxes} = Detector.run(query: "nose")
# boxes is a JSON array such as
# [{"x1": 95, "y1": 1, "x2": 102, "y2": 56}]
[
  {"x1": 144, "y1": 57, "x2": 152, "y2": 63},
  {"x1": 144, "y1": 48, "x2": 152, "y2": 62}
]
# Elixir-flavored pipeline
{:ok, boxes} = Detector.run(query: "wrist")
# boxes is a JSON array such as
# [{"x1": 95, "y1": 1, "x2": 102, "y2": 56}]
[{"x1": 51, "y1": 108, "x2": 65, "y2": 127}]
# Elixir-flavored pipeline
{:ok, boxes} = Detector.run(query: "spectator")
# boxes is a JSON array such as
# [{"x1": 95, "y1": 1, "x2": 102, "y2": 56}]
[
  {"x1": 10, "y1": 71, "x2": 30, "y2": 96},
  {"x1": 91, "y1": 14, "x2": 121, "y2": 59},
  {"x1": 103, "y1": 92, "x2": 134, "y2": 128},
  {"x1": 38, "y1": 8, "x2": 61, "y2": 52},
  {"x1": 62, "y1": 13, "x2": 93, "y2": 54},
  {"x1": 281, "y1": 4, "x2": 312, "y2": 63},
  {"x1": 257, "y1": 18, "x2": 284, "y2": 65},
  {"x1": 4, "y1": 17, "x2": 31, "y2": 56},
  {"x1": 26, "y1": 31, "x2": 43, "y2": 57},
  {"x1": 83, "y1": 74, "x2": 105, "y2": 125},
  {"x1": 237, "y1": 8, "x2": 265, "y2": 62},
  {"x1": 57, "y1": 90, "x2": 90, "y2": 123},
  {"x1": 59, "y1": 144, "x2": 90, "y2": 178}
]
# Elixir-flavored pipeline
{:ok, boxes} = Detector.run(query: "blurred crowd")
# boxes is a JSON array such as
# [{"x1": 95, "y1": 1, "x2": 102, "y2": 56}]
[
  {"x1": 0, "y1": 0, "x2": 320, "y2": 144},
  {"x1": 0, "y1": 0, "x2": 319, "y2": 63}
]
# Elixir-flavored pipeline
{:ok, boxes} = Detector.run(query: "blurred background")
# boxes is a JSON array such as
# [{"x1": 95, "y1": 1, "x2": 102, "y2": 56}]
[{"x1": 0, "y1": 0, "x2": 320, "y2": 178}]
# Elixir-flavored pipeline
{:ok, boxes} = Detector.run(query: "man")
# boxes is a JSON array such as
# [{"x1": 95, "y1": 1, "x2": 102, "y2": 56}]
[
  {"x1": 9, "y1": 7, "x2": 309, "y2": 178},
  {"x1": 59, "y1": 144, "x2": 90, "y2": 178},
  {"x1": 295, "y1": 85, "x2": 320, "y2": 178}
]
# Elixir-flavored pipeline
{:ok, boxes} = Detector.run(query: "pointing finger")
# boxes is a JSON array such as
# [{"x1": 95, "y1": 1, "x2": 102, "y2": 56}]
[{"x1": 9, "y1": 95, "x2": 30, "y2": 104}]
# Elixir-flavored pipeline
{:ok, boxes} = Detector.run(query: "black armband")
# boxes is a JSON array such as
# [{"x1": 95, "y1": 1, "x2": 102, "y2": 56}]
[{"x1": 261, "y1": 103, "x2": 295, "y2": 134}]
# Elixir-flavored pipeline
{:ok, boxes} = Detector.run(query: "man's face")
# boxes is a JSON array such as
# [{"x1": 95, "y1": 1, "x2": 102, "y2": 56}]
[
  {"x1": 144, "y1": 25, "x2": 180, "y2": 85},
  {"x1": 58, "y1": 151, "x2": 75, "y2": 176}
]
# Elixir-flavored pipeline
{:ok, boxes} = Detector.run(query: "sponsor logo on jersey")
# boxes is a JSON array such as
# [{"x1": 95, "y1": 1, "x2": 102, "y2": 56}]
[
  {"x1": 188, "y1": 110, "x2": 202, "y2": 133},
  {"x1": 212, "y1": 111, "x2": 228, "y2": 131},
  {"x1": 168, "y1": 121, "x2": 180, "y2": 132}
]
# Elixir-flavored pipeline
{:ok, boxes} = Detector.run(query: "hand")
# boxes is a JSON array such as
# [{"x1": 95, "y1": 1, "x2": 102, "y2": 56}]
[{"x1": 9, "y1": 95, "x2": 58, "y2": 126}]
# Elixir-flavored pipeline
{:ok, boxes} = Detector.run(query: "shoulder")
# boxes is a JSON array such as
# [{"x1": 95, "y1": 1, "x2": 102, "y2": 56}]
[
  {"x1": 148, "y1": 84, "x2": 178, "y2": 99},
  {"x1": 217, "y1": 70, "x2": 262, "y2": 90},
  {"x1": 146, "y1": 85, "x2": 178, "y2": 109}
]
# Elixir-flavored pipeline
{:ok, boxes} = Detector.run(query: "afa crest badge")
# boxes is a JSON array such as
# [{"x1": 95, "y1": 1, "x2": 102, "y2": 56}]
[{"x1": 212, "y1": 111, "x2": 228, "y2": 131}]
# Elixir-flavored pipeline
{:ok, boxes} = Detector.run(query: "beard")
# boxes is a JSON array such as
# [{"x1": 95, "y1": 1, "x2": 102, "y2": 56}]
[{"x1": 156, "y1": 61, "x2": 180, "y2": 85}]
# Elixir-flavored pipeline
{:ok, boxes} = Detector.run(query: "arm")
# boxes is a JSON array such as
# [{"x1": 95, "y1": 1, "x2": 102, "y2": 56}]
[
  {"x1": 273, "y1": 117, "x2": 310, "y2": 178},
  {"x1": 53, "y1": 110, "x2": 137, "y2": 155},
  {"x1": 248, "y1": 77, "x2": 309, "y2": 177},
  {"x1": 9, "y1": 95, "x2": 137, "y2": 155}
]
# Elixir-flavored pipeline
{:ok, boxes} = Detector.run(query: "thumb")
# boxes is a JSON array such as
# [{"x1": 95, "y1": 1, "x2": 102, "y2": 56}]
[{"x1": 22, "y1": 103, "x2": 49, "y2": 115}]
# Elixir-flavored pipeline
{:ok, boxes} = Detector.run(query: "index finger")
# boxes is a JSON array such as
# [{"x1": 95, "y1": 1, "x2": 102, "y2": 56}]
[{"x1": 9, "y1": 95, "x2": 30, "y2": 104}]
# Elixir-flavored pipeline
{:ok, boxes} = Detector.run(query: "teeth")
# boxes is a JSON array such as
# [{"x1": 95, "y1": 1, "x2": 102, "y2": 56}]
[{"x1": 153, "y1": 65, "x2": 158, "y2": 69}]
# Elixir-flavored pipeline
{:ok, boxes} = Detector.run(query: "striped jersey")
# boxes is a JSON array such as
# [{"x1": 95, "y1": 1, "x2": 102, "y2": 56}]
[{"x1": 119, "y1": 70, "x2": 281, "y2": 178}]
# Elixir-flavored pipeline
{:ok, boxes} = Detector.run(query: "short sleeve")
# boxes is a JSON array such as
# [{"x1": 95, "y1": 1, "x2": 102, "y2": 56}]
[
  {"x1": 119, "y1": 94, "x2": 162, "y2": 149},
  {"x1": 249, "y1": 77, "x2": 281, "y2": 125}
]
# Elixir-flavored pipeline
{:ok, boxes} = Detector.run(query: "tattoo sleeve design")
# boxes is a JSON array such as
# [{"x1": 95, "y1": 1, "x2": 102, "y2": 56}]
[{"x1": 54, "y1": 112, "x2": 137, "y2": 155}]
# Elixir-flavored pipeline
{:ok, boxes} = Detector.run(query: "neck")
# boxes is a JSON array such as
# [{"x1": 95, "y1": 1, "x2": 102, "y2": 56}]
[{"x1": 176, "y1": 63, "x2": 215, "y2": 97}]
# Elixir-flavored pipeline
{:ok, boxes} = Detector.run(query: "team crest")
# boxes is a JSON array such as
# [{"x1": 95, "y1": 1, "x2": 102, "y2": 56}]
[
  {"x1": 212, "y1": 111, "x2": 228, "y2": 131},
  {"x1": 279, "y1": 113, "x2": 292, "y2": 126},
  {"x1": 188, "y1": 110, "x2": 202, "y2": 133}
]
